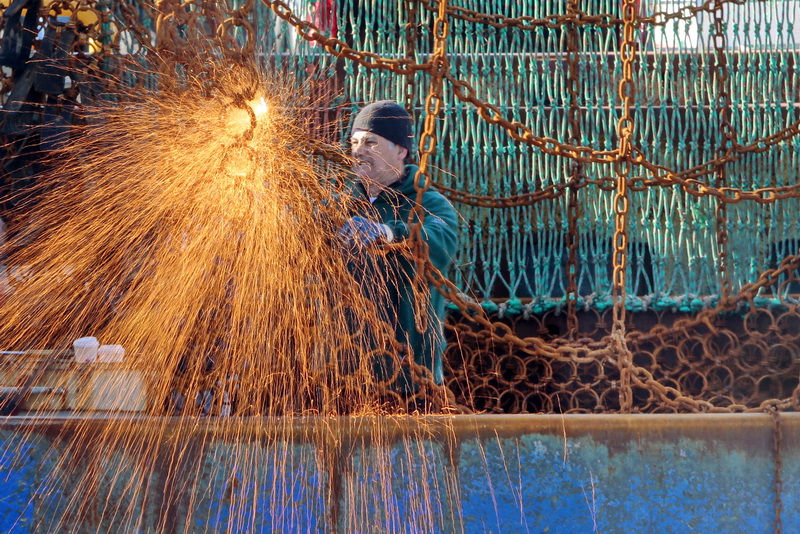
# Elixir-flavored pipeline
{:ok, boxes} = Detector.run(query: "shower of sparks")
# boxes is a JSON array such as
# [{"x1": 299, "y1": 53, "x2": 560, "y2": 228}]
[
  {"x1": 0, "y1": 65, "x2": 402, "y2": 415},
  {"x1": 0, "y1": 64, "x2": 464, "y2": 531}
]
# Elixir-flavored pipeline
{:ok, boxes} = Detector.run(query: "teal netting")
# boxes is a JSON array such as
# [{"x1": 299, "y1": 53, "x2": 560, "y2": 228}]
[
  {"x1": 246, "y1": 1, "x2": 800, "y2": 313},
  {"x1": 4, "y1": 0, "x2": 800, "y2": 313}
]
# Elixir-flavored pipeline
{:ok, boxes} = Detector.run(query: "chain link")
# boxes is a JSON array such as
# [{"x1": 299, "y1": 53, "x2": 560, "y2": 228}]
[{"x1": 261, "y1": 0, "x2": 800, "y2": 206}]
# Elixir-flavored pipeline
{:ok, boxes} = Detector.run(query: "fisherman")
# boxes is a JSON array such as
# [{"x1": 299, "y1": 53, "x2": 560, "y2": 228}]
[{"x1": 338, "y1": 100, "x2": 459, "y2": 396}]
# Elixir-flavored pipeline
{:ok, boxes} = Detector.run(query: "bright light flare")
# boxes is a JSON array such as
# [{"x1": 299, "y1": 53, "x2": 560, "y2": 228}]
[{"x1": 250, "y1": 96, "x2": 268, "y2": 117}]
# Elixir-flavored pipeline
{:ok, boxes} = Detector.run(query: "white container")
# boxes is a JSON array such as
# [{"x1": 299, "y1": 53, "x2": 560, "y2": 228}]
[
  {"x1": 97, "y1": 344, "x2": 125, "y2": 363},
  {"x1": 73, "y1": 337, "x2": 99, "y2": 364}
]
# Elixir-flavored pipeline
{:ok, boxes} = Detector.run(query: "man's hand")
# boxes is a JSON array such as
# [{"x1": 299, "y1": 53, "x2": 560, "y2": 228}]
[{"x1": 338, "y1": 216, "x2": 393, "y2": 248}]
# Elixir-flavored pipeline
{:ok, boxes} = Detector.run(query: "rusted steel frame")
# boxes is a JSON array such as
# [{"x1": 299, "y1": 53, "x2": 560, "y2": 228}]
[{"x1": 771, "y1": 408, "x2": 784, "y2": 533}]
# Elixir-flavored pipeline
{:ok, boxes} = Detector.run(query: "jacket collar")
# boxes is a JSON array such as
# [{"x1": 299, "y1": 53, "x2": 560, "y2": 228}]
[{"x1": 393, "y1": 164, "x2": 423, "y2": 196}]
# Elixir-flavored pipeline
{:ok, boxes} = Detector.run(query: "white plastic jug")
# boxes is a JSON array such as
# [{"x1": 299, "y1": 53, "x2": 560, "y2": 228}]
[{"x1": 73, "y1": 337, "x2": 100, "y2": 363}]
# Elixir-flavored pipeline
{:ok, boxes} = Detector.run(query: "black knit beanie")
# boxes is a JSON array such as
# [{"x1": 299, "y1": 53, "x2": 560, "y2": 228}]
[{"x1": 351, "y1": 100, "x2": 414, "y2": 152}]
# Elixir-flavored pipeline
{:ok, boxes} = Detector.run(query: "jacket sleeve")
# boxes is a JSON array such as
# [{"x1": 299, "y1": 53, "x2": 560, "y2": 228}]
[{"x1": 404, "y1": 191, "x2": 459, "y2": 272}]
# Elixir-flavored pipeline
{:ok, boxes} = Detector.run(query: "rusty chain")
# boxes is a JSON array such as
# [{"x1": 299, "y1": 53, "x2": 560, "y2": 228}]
[
  {"x1": 403, "y1": 0, "x2": 420, "y2": 122},
  {"x1": 608, "y1": 0, "x2": 638, "y2": 412},
  {"x1": 426, "y1": 175, "x2": 615, "y2": 208},
  {"x1": 712, "y1": 0, "x2": 731, "y2": 300},
  {"x1": 564, "y1": 0, "x2": 581, "y2": 339},
  {"x1": 418, "y1": 0, "x2": 772, "y2": 30},
  {"x1": 407, "y1": 0, "x2": 449, "y2": 335},
  {"x1": 6, "y1": 0, "x2": 798, "y2": 201},
  {"x1": 96, "y1": 0, "x2": 800, "y2": 419},
  {"x1": 261, "y1": 0, "x2": 429, "y2": 75}
]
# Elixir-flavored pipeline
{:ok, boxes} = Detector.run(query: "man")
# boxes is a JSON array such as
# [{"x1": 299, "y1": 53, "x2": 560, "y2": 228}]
[{"x1": 339, "y1": 100, "x2": 459, "y2": 394}]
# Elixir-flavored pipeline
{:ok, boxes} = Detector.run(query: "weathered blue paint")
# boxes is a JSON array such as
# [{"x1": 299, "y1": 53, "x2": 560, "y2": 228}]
[{"x1": 0, "y1": 414, "x2": 795, "y2": 533}]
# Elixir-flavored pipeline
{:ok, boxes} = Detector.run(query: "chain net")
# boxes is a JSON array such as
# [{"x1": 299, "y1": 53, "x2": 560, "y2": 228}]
[{"x1": 0, "y1": 0, "x2": 799, "y2": 415}]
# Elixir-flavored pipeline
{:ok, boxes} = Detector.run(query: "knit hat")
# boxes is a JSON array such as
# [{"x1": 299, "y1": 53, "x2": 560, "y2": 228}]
[{"x1": 351, "y1": 100, "x2": 414, "y2": 153}]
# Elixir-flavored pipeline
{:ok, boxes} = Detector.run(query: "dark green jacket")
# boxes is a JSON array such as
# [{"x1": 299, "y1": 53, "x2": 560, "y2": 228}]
[{"x1": 348, "y1": 165, "x2": 459, "y2": 391}]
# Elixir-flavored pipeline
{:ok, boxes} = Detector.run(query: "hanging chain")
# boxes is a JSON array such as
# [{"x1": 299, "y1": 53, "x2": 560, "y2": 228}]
[
  {"x1": 408, "y1": 0, "x2": 450, "y2": 334},
  {"x1": 258, "y1": 0, "x2": 800, "y2": 209},
  {"x1": 261, "y1": 0, "x2": 426, "y2": 75},
  {"x1": 713, "y1": 0, "x2": 732, "y2": 300},
  {"x1": 564, "y1": 0, "x2": 583, "y2": 338},
  {"x1": 566, "y1": 169, "x2": 581, "y2": 338},
  {"x1": 404, "y1": 0, "x2": 420, "y2": 122},
  {"x1": 298, "y1": 0, "x2": 800, "y2": 417},
  {"x1": 612, "y1": 0, "x2": 639, "y2": 412}
]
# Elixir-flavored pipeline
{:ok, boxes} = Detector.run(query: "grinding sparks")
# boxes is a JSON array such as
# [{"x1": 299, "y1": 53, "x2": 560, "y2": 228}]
[
  {"x1": 0, "y1": 66, "x2": 401, "y2": 413},
  {"x1": 0, "y1": 64, "x2": 463, "y2": 532}
]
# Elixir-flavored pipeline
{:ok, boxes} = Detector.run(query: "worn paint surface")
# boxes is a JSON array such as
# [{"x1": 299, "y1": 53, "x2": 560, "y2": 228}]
[{"x1": 0, "y1": 414, "x2": 796, "y2": 533}]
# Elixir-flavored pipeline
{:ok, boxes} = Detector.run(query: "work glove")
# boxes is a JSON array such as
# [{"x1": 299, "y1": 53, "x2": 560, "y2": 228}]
[{"x1": 339, "y1": 216, "x2": 393, "y2": 248}]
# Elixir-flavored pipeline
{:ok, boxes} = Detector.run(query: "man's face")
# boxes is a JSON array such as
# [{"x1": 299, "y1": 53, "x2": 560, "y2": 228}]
[{"x1": 350, "y1": 129, "x2": 408, "y2": 186}]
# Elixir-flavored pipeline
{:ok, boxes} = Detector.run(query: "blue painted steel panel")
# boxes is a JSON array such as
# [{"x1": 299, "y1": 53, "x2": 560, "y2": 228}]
[{"x1": 0, "y1": 414, "x2": 794, "y2": 533}]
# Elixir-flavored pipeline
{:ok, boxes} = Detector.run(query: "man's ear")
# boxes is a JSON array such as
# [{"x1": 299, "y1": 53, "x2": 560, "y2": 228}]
[{"x1": 398, "y1": 146, "x2": 408, "y2": 161}]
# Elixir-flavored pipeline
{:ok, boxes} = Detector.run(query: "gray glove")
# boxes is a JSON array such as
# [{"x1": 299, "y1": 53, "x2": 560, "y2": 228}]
[{"x1": 338, "y1": 216, "x2": 393, "y2": 247}]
